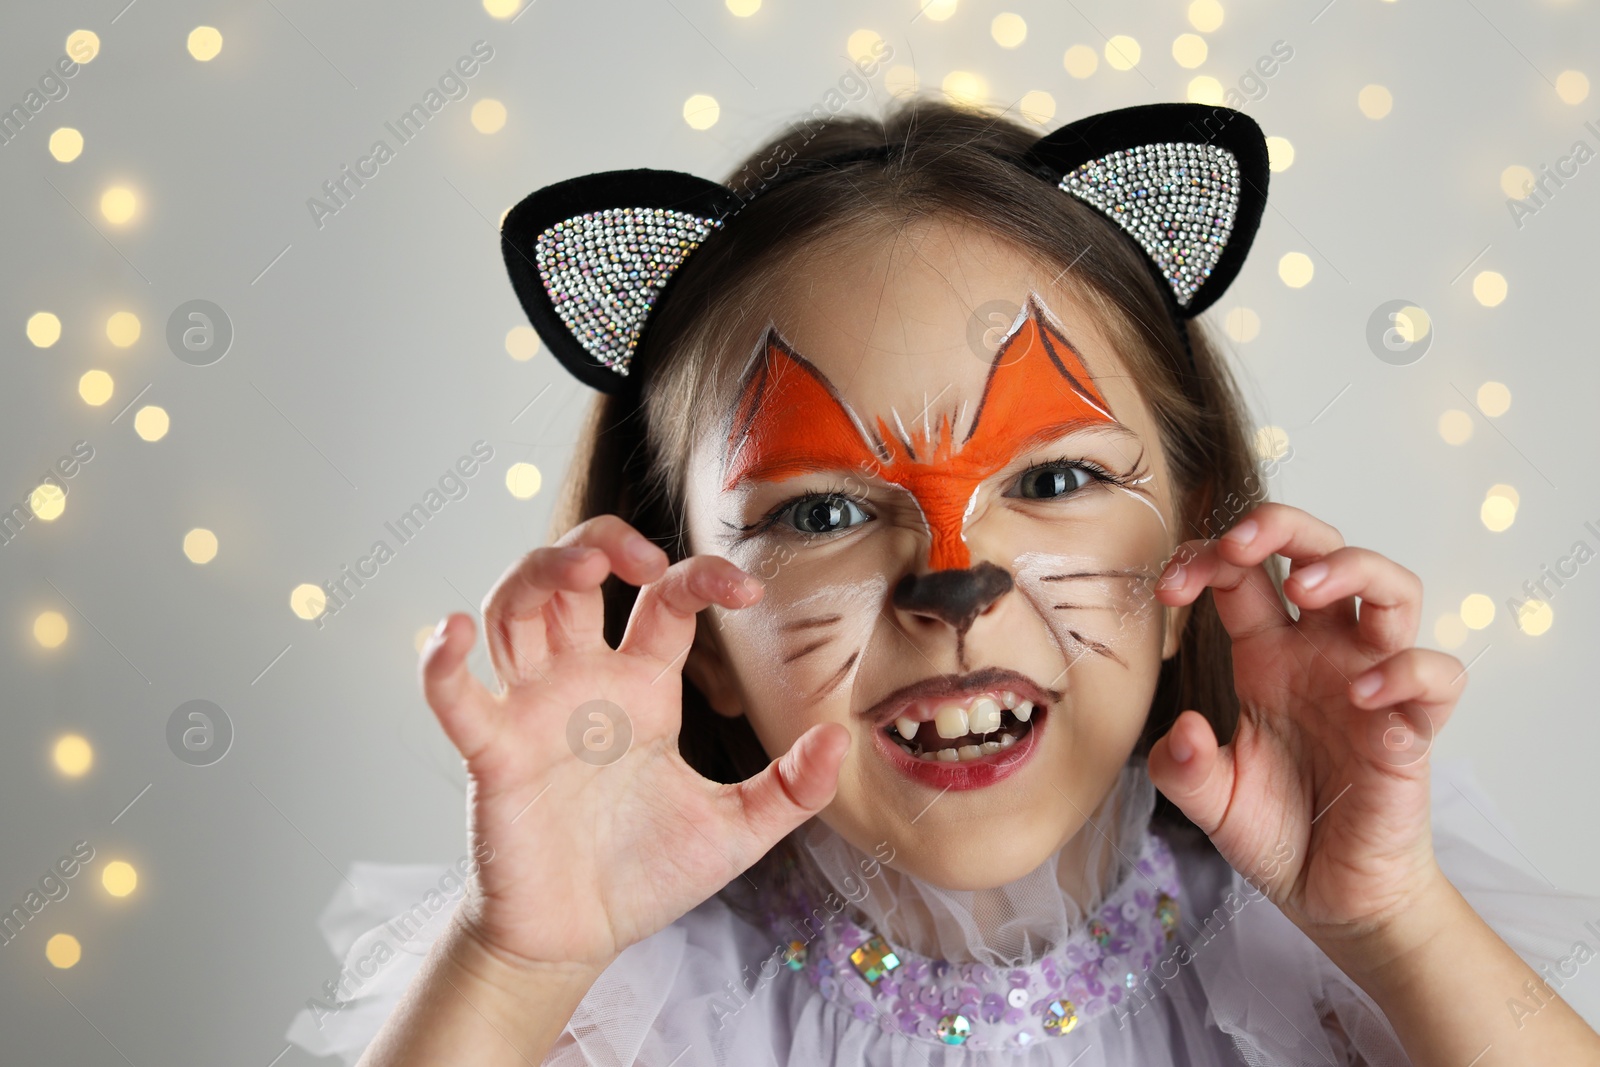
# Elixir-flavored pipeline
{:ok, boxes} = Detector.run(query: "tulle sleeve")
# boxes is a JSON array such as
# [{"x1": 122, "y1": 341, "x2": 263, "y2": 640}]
[{"x1": 1189, "y1": 755, "x2": 1600, "y2": 1066}]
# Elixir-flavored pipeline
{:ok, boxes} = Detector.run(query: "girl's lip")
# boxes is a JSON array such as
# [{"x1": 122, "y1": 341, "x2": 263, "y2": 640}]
[{"x1": 870, "y1": 707, "x2": 1046, "y2": 791}]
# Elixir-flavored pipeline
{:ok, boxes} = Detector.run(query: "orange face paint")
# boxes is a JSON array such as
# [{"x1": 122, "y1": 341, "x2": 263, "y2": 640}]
[{"x1": 721, "y1": 291, "x2": 1120, "y2": 571}]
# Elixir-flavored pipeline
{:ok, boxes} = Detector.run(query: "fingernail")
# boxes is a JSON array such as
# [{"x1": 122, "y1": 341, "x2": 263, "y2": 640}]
[
  {"x1": 1169, "y1": 733, "x2": 1194, "y2": 763},
  {"x1": 432, "y1": 616, "x2": 450, "y2": 640},
  {"x1": 1223, "y1": 518, "x2": 1257, "y2": 547},
  {"x1": 1295, "y1": 562, "x2": 1328, "y2": 590},
  {"x1": 559, "y1": 545, "x2": 593, "y2": 563},
  {"x1": 1352, "y1": 670, "x2": 1382, "y2": 699},
  {"x1": 1157, "y1": 561, "x2": 1183, "y2": 588},
  {"x1": 729, "y1": 576, "x2": 761, "y2": 604},
  {"x1": 626, "y1": 534, "x2": 659, "y2": 562}
]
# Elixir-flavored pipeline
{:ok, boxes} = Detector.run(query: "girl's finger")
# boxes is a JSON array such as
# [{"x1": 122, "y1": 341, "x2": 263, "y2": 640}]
[
  {"x1": 1146, "y1": 709, "x2": 1233, "y2": 838},
  {"x1": 419, "y1": 613, "x2": 501, "y2": 763},
  {"x1": 1282, "y1": 546, "x2": 1424, "y2": 655},
  {"x1": 480, "y1": 515, "x2": 669, "y2": 687},
  {"x1": 722, "y1": 722, "x2": 851, "y2": 865},
  {"x1": 1347, "y1": 646, "x2": 1468, "y2": 727},
  {"x1": 617, "y1": 555, "x2": 764, "y2": 668}
]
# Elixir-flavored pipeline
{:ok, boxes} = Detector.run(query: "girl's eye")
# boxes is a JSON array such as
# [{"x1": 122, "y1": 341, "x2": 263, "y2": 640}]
[
  {"x1": 783, "y1": 493, "x2": 870, "y2": 535},
  {"x1": 1015, "y1": 462, "x2": 1095, "y2": 500}
]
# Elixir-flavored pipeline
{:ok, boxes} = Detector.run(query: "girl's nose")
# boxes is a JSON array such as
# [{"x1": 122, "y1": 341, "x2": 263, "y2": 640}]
[{"x1": 892, "y1": 561, "x2": 1013, "y2": 634}]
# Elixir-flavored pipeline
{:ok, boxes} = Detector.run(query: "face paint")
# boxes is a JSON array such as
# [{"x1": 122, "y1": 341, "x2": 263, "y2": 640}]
[{"x1": 721, "y1": 290, "x2": 1121, "y2": 572}]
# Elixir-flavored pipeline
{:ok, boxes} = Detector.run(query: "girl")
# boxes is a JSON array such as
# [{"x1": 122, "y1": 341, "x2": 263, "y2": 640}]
[{"x1": 288, "y1": 99, "x2": 1600, "y2": 1065}]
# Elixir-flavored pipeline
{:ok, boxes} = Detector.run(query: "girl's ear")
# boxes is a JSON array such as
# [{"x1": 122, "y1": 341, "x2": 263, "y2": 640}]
[
  {"x1": 1162, "y1": 601, "x2": 1192, "y2": 662},
  {"x1": 683, "y1": 615, "x2": 746, "y2": 719}
]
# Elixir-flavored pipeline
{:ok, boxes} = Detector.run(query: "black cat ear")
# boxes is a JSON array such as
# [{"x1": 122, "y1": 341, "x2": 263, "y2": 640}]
[
  {"x1": 500, "y1": 169, "x2": 745, "y2": 395},
  {"x1": 1022, "y1": 103, "x2": 1269, "y2": 319}
]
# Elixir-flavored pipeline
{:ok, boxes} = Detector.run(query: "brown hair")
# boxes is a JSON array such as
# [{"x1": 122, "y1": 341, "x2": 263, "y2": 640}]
[{"x1": 549, "y1": 95, "x2": 1286, "y2": 902}]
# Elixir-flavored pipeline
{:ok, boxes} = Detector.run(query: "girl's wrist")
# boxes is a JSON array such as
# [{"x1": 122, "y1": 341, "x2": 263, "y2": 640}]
[
  {"x1": 1301, "y1": 864, "x2": 1462, "y2": 999},
  {"x1": 445, "y1": 907, "x2": 614, "y2": 997}
]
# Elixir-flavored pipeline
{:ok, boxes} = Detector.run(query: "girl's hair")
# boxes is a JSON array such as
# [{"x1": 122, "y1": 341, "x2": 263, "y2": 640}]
[{"x1": 550, "y1": 95, "x2": 1284, "y2": 911}]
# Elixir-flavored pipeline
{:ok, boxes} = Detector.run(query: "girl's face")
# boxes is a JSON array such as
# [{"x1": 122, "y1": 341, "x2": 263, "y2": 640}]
[{"x1": 681, "y1": 217, "x2": 1190, "y2": 891}]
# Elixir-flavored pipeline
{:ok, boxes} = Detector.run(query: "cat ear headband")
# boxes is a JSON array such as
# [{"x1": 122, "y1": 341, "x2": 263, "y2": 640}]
[{"x1": 500, "y1": 102, "x2": 1269, "y2": 396}]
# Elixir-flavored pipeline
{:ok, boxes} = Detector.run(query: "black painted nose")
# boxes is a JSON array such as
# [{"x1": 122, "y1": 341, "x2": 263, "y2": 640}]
[{"x1": 892, "y1": 562, "x2": 1013, "y2": 633}]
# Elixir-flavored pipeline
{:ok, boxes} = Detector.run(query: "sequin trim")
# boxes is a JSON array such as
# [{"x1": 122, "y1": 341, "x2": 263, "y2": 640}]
[
  {"x1": 1058, "y1": 141, "x2": 1241, "y2": 309},
  {"x1": 534, "y1": 207, "x2": 725, "y2": 377},
  {"x1": 766, "y1": 830, "x2": 1184, "y2": 1052}
]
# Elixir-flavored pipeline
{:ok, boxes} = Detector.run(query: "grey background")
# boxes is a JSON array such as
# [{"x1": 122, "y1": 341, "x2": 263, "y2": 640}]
[{"x1": 2, "y1": 0, "x2": 1598, "y2": 1063}]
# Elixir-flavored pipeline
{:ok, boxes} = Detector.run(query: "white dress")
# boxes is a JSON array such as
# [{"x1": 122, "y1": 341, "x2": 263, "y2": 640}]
[{"x1": 285, "y1": 756, "x2": 1600, "y2": 1065}]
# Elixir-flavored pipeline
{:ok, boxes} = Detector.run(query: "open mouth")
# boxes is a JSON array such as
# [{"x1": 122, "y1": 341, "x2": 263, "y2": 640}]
[{"x1": 881, "y1": 691, "x2": 1040, "y2": 764}]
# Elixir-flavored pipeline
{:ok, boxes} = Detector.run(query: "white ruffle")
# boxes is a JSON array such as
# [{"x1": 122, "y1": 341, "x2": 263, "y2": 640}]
[{"x1": 285, "y1": 757, "x2": 1600, "y2": 1065}]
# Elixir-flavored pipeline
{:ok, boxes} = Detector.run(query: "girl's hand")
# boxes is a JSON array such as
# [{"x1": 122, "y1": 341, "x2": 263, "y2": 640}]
[
  {"x1": 1145, "y1": 502, "x2": 1466, "y2": 946},
  {"x1": 418, "y1": 514, "x2": 851, "y2": 972}
]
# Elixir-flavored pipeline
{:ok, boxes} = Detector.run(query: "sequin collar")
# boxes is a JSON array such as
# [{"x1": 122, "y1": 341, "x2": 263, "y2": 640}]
[{"x1": 764, "y1": 828, "x2": 1183, "y2": 1052}]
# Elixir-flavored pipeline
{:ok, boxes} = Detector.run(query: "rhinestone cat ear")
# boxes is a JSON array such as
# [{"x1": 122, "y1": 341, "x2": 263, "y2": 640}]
[
  {"x1": 1022, "y1": 102, "x2": 1270, "y2": 319},
  {"x1": 500, "y1": 168, "x2": 745, "y2": 395}
]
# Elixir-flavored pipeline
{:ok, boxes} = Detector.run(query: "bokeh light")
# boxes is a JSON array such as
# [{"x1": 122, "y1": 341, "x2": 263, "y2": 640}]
[
  {"x1": 49, "y1": 128, "x2": 83, "y2": 163},
  {"x1": 471, "y1": 99, "x2": 507, "y2": 134},
  {"x1": 1516, "y1": 600, "x2": 1553, "y2": 636},
  {"x1": 1473, "y1": 271, "x2": 1507, "y2": 307},
  {"x1": 134, "y1": 406, "x2": 169, "y2": 442},
  {"x1": 106, "y1": 310, "x2": 141, "y2": 347},
  {"x1": 101, "y1": 186, "x2": 137, "y2": 225},
  {"x1": 1224, "y1": 307, "x2": 1260, "y2": 342},
  {"x1": 35, "y1": 611, "x2": 70, "y2": 649},
  {"x1": 103, "y1": 861, "x2": 138, "y2": 897},
  {"x1": 291, "y1": 584, "x2": 327, "y2": 621},
  {"x1": 505, "y1": 325, "x2": 540, "y2": 361},
  {"x1": 1460, "y1": 593, "x2": 1495, "y2": 630},
  {"x1": 187, "y1": 26, "x2": 223, "y2": 61},
  {"x1": 1172, "y1": 34, "x2": 1207, "y2": 68},
  {"x1": 1477, "y1": 380, "x2": 1511, "y2": 416},
  {"x1": 1188, "y1": 0, "x2": 1224, "y2": 32},
  {"x1": 506, "y1": 462, "x2": 543, "y2": 500},
  {"x1": 1278, "y1": 252, "x2": 1314, "y2": 287},
  {"x1": 1266, "y1": 136, "x2": 1294, "y2": 172},
  {"x1": 54, "y1": 734, "x2": 92, "y2": 776},
  {"x1": 31, "y1": 483, "x2": 66, "y2": 521},
  {"x1": 991, "y1": 13, "x2": 1026, "y2": 48},
  {"x1": 1018, "y1": 91, "x2": 1055, "y2": 124},
  {"x1": 27, "y1": 312, "x2": 61, "y2": 348},
  {"x1": 1358, "y1": 84, "x2": 1393, "y2": 119},
  {"x1": 683, "y1": 94, "x2": 719, "y2": 130},
  {"x1": 1556, "y1": 70, "x2": 1589, "y2": 105},
  {"x1": 183, "y1": 528, "x2": 219, "y2": 563},
  {"x1": 46, "y1": 934, "x2": 81, "y2": 969},
  {"x1": 1104, "y1": 36, "x2": 1141, "y2": 71},
  {"x1": 1062, "y1": 45, "x2": 1098, "y2": 78},
  {"x1": 79, "y1": 370, "x2": 113, "y2": 406},
  {"x1": 1438, "y1": 409, "x2": 1473, "y2": 445}
]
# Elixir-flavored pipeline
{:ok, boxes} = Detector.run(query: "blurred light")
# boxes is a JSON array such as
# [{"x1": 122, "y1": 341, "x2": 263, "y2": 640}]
[
  {"x1": 54, "y1": 734, "x2": 92, "y2": 776},
  {"x1": 27, "y1": 312, "x2": 61, "y2": 348},
  {"x1": 1438, "y1": 409, "x2": 1473, "y2": 445},
  {"x1": 1172, "y1": 34, "x2": 1207, "y2": 68},
  {"x1": 31, "y1": 484, "x2": 65, "y2": 521},
  {"x1": 414, "y1": 625, "x2": 437, "y2": 652},
  {"x1": 106, "y1": 310, "x2": 141, "y2": 347},
  {"x1": 483, "y1": 0, "x2": 523, "y2": 16},
  {"x1": 1188, "y1": 0, "x2": 1224, "y2": 32},
  {"x1": 506, "y1": 462, "x2": 542, "y2": 499},
  {"x1": 683, "y1": 94, "x2": 719, "y2": 130},
  {"x1": 942, "y1": 70, "x2": 988, "y2": 107},
  {"x1": 1278, "y1": 251, "x2": 1314, "y2": 287},
  {"x1": 1556, "y1": 70, "x2": 1589, "y2": 105},
  {"x1": 1473, "y1": 270, "x2": 1507, "y2": 307},
  {"x1": 1018, "y1": 90, "x2": 1055, "y2": 124},
  {"x1": 1516, "y1": 599, "x2": 1553, "y2": 636},
  {"x1": 36, "y1": 611, "x2": 69, "y2": 648},
  {"x1": 1224, "y1": 307, "x2": 1260, "y2": 342},
  {"x1": 1252, "y1": 425, "x2": 1289, "y2": 461},
  {"x1": 46, "y1": 934, "x2": 81, "y2": 969},
  {"x1": 1432, "y1": 613, "x2": 1468, "y2": 649},
  {"x1": 102, "y1": 861, "x2": 137, "y2": 897},
  {"x1": 66, "y1": 30, "x2": 101, "y2": 62},
  {"x1": 505, "y1": 325, "x2": 540, "y2": 361},
  {"x1": 101, "y1": 186, "x2": 137, "y2": 225},
  {"x1": 1104, "y1": 36, "x2": 1141, "y2": 71},
  {"x1": 187, "y1": 26, "x2": 223, "y2": 61},
  {"x1": 134, "y1": 406, "x2": 169, "y2": 442},
  {"x1": 991, "y1": 13, "x2": 1026, "y2": 48},
  {"x1": 1062, "y1": 45, "x2": 1098, "y2": 78},
  {"x1": 499, "y1": 205, "x2": 511, "y2": 228},
  {"x1": 1486, "y1": 483, "x2": 1519, "y2": 508},
  {"x1": 727, "y1": 0, "x2": 761, "y2": 14},
  {"x1": 1477, "y1": 380, "x2": 1511, "y2": 416},
  {"x1": 847, "y1": 30, "x2": 885, "y2": 64},
  {"x1": 1187, "y1": 76, "x2": 1223, "y2": 105},
  {"x1": 886, "y1": 65, "x2": 919, "y2": 96},
  {"x1": 49, "y1": 128, "x2": 83, "y2": 162},
  {"x1": 1393, "y1": 305, "x2": 1430, "y2": 343},
  {"x1": 183, "y1": 528, "x2": 218, "y2": 563},
  {"x1": 1266, "y1": 135, "x2": 1294, "y2": 172},
  {"x1": 79, "y1": 370, "x2": 114, "y2": 406},
  {"x1": 922, "y1": 0, "x2": 957, "y2": 21},
  {"x1": 1358, "y1": 84, "x2": 1393, "y2": 119},
  {"x1": 1480, "y1": 495, "x2": 1515, "y2": 532},
  {"x1": 291, "y1": 584, "x2": 327, "y2": 621},
  {"x1": 471, "y1": 99, "x2": 507, "y2": 134},
  {"x1": 1501, "y1": 164, "x2": 1535, "y2": 200},
  {"x1": 1459, "y1": 593, "x2": 1494, "y2": 630}
]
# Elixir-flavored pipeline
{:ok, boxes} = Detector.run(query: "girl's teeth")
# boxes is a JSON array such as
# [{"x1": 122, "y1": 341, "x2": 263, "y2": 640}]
[
  {"x1": 979, "y1": 740, "x2": 1002, "y2": 754},
  {"x1": 1012, "y1": 700, "x2": 1034, "y2": 723},
  {"x1": 895, "y1": 716, "x2": 919, "y2": 741},
  {"x1": 933, "y1": 704, "x2": 969, "y2": 739},
  {"x1": 967, "y1": 696, "x2": 1002, "y2": 735},
  {"x1": 1000, "y1": 690, "x2": 1019, "y2": 710},
  {"x1": 957, "y1": 744, "x2": 983, "y2": 760},
  {"x1": 935, "y1": 748, "x2": 959, "y2": 762},
  {"x1": 999, "y1": 732, "x2": 1017, "y2": 748}
]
